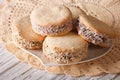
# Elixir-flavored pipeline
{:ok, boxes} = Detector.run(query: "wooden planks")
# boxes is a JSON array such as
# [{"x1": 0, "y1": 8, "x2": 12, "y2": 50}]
[{"x1": 0, "y1": 43, "x2": 119, "y2": 80}]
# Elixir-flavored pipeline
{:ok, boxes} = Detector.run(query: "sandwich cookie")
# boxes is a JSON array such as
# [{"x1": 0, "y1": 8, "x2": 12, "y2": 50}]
[
  {"x1": 12, "y1": 16, "x2": 45, "y2": 50},
  {"x1": 66, "y1": 5, "x2": 86, "y2": 20},
  {"x1": 66, "y1": 5, "x2": 86, "y2": 31},
  {"x1": 30, "y1": 4, "x2": 73, "y2": 36},
  {"x1": 43, "y1": 32, "x2": 88, "y2": 64},
  {"x1": 77, "y1": 15, "x2": 115, "y2": 47}
]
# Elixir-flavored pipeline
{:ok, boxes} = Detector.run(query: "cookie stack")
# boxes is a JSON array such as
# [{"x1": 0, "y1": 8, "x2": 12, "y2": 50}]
[{"x1": 12, "y1": 3, "x2": 115, "y2": 64}]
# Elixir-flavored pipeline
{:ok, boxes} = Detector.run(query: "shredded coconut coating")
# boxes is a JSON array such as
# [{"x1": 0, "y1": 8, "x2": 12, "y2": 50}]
[
  {"x1": 44, "y1": 50, "x2": 87, "y2": 64},
  {"x1": 78, "y1": 21, "x2": 112, "y2": 47},
  {"x1": 32, "y1": 20, "x2": 73, "y2": 36},
  {"x1": 13, "y1": 34, "x2": 42, "y2": 49}
]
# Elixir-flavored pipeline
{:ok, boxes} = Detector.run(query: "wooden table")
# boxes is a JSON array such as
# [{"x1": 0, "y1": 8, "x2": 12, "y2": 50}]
[{"x1": 0, "y1": 43, "x2": 120, "y2": 80}]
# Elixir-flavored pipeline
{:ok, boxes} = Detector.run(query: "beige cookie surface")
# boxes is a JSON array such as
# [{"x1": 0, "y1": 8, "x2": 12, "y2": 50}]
[
  {"x1": 30, "y1": 4, "x2": 72, "y2": 26},
  {"x1": 66, "y1": 5, "x2": 86, "y2": 19},
  {"x1": 13, "y1": 16, "x2": 44, "y2": 41},
  {"x1": 44, "y1": 32, "x2": 87, "y2": 49}
]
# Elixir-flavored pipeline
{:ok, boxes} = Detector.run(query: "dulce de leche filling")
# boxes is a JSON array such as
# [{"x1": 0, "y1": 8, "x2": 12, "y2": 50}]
[
  {"x1": 32, "y1": 20, "x2": 73, "y2": 35},
  {"x1": 78, "y1": 21, "x2": 112, "y2": 47}
]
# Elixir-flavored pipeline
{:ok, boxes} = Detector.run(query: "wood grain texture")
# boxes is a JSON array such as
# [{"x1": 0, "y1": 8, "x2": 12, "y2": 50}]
[{"x1": 0, "y1": 43, "x2": 119, "y2": 80}]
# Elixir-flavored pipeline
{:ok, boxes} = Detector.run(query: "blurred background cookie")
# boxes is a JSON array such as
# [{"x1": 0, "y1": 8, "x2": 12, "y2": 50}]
[
  {"x1": 43, "y1": 32, "x2": 88, "y2": 64},
  {"x1": 77, "y1": 15, "x2": 115, "y2": 47},
  {"x1": 66, "y1": 5, "x2": 86, "y2": 31},
  {"x1": 30, "y1": 4, "x2": 73, "y2": 36},
  {"x1": 12, "y1": 16, "x2": 45, "y2": 50}
]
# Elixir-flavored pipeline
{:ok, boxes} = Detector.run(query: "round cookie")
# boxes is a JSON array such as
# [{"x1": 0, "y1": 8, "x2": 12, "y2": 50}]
[
  {"x1": 30, "y1": 4, "x2": 73, "y2": 36},
  {"x1": 12, "y1": 16, "x2": 45, "y2": 50},
  {"x1": 43, "y1": 32, "x2": 88, "y2": 64},
  {"x1": 66, "y1": 5, "x2": 86, "y2": 31},
  {"x1": 77, "y1": 15, "x2": 115, "y2": 47},
  {"x1": 66, "y1": 5, "x2": 86, "y2": 20}
]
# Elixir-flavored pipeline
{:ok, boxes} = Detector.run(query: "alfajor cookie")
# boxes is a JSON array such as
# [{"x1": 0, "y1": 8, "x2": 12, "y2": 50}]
[
  {"x1": 77, "y1": 15, "x2": 115, "y2": 47},
  {"x1": 30, "y1": 4, "x2": 73, "y2": 36},
  {"x1": 66, "y1": 5, "x2": 86, "y2": 20},
  {"x1": 66, "y1": 5, "x2": 86, "y2": 31},
  {"x1": 12, "y1": 16, "x2": 45, "y2": 50},
  {"x1": 43, "y1": 32, "x2": 88, "y2": 64}
]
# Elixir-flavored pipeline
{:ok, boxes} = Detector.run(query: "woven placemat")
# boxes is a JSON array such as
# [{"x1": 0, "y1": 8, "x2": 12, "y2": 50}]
[{"x1": 1, "y1": 0, "x2": 120, "y2": 76}]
